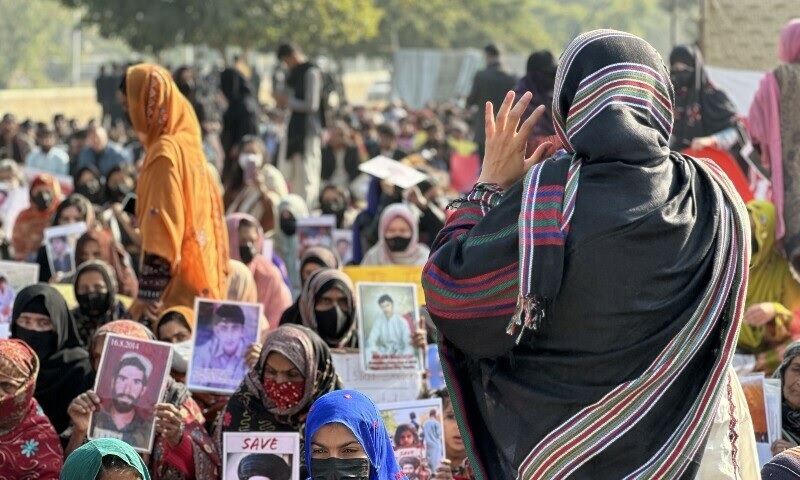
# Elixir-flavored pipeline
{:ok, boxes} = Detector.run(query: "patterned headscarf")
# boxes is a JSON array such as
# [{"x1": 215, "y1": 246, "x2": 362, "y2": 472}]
[
  {"x1": 0, "y1": 339, "x2": 37, "y2": 434},
  {"x1": 216, "y1": 325, "x2": 342, "y2": 454},
  {"x1": 668, "y1": 44, "x2": 737, "y2": 151},
  {"x1": 301, "y1": 246, "x2": 342, "y2": 272},
  {"x1": 0, "y1": 339, "x2": 63, "y2": 477},
  {"x1": 512, "y1": 29, "x2": 675, "y2": 340}
]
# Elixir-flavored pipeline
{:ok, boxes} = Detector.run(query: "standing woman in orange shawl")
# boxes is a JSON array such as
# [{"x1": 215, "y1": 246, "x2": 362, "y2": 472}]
[
  {"x1": 11, "y1": 174, "x2": 61, "y2": 261},
  {"x1": 120, "y1": 64, "x2": 229, "y2": 322}
]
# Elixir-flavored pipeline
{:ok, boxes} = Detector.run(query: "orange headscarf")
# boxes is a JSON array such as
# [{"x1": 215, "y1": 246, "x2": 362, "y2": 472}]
[
  {"x1": 125, "y1": 64, "x2": 229, "y2": 309},
  {"x1": 11, "y1": 174, "x2": 62, "y2": 260}
]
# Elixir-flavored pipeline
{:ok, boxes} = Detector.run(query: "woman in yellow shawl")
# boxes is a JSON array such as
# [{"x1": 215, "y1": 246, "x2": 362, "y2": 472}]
[
  {"x1": 739, "y1": 200, "x2": 800, "y2": 373},
  {"x1": 121, "y1": 64, "x2": 229, "y2": 321}
]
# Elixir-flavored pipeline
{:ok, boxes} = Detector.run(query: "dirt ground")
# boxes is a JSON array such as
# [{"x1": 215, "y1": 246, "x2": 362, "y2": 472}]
[{"x1": 0, "y1": 70, "x2": 390, "y2": 124}]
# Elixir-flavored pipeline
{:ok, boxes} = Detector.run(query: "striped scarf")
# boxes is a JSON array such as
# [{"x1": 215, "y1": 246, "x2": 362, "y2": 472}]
[{"x1": 511, "y1": 30, "x2": 749, "y2": 479}]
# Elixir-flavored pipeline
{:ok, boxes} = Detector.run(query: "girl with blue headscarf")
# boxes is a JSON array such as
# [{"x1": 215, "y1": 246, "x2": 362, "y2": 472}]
[{"x1": 305, "y1": 390, "x2": 407, "y2": 480}]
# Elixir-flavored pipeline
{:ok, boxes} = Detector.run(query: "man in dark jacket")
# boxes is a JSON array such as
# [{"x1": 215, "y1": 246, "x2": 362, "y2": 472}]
[{"x1": 466, "y1": 44, "x2": 517, "y2": 160}]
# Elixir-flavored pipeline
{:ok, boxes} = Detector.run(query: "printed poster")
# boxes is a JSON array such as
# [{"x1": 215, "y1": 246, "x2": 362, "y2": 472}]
[
  {"x1": 343, "y1": 266, "x2": 425, "y2": 306},
  {"x1": 359, "y1": 155, "x2": 428, "y2": 190},
  {"x1": 43, "y1": 222, "x2": 87, "y2": 278},
  {"x1": 740, "y1": 373, "x2": 782, "y2": 467},
  {"x1": 331, "y1": 350, "x2": 421, "y2": 404},
  {"x1": 357, "y1": 282, "x2": 424, "y2": 374},
  {"x1": 222, "y1": 432, "x2": 300, "y2": 480},
  {"x1": 0, "y1": 261, "x2": 39, "y2": 338},
  {"x1": 186, "y1": 298, "x2": 262, "y2": 394},
  {"x1": 89, "y1": 333, "x2": 172, "y2": 453},
  {"x1": 333, "y1": 229, "x2": 354, "y2": 265},
  {"x1": 378, "y1": 399, "x2": 446, "y2": 479},
  {"x1": 297, "y1": 215, "x2": 336, "y2": 260}
]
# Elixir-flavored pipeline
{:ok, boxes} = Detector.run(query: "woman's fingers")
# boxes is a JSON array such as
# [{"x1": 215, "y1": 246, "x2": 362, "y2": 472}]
[
  {"x1": 507, "y1": 92, "x2": 533, "y2": 133},
  {"x1": 523, "y1": 142, "x2": 554, "y2": 174},
  {"x1": 518, "y1": 104, "x2": 545, "y2": 139},
  {"x1": 494, "y1": 91, "x2": 515, "y2": 134},
  {"x1": 484, "y1": 101, "x2": 496, "y2": 139}
]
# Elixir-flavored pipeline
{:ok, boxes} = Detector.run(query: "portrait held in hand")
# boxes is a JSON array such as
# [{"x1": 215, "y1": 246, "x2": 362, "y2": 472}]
[
  {"x1": 187, "y1": 298, "x2": 263, "y2": 394},
  {"x1": 89, "y1": 333, "x2": 173, "y2": 453},
  {"x1": 358, "y1": 282, "x2": 423, "y2": 373}
]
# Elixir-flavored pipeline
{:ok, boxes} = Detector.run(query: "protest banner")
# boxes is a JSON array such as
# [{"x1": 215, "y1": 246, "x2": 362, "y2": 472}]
[
  {"x1": 222, "y1": 432, "x2": 300, "y2": 480},
  {"x1": 378, "y1": 398, "x2": 446, "y2": 479},
  {"x1": 331, "y1": 350, "x2": 421, "y2": 403}
]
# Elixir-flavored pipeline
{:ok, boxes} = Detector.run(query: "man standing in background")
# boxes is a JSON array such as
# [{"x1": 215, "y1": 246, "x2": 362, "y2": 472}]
[
  {"x1": 466, "y1": 44, "x2": 517, "y2": 161},
  {"x1": 275, "y1": 43, "x2": 325, "y2": 209}
]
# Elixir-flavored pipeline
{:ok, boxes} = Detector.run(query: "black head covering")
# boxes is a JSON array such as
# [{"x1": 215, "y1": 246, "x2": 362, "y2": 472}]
[
  {"x1": 237, "y1": 453, "x2": 291, "y2": 480},
  {"x1": 525, "y1": 50, "x2": 557, "y2": 92},
  {"x1": 71, "y1": 260, "x2": 119, "y2": 344},
  {"x1": 668, "y1": 44, "x2": 738, "y2": 150},
  {"x1": 220, "y1": 68, "x2": 254, "y2": 102},
  {"x1": 424, "y1": 30, "x2": 746, "y2": 478},
  {"x1": 10, "y1": 284, "x2": 92, "y2": 434}
]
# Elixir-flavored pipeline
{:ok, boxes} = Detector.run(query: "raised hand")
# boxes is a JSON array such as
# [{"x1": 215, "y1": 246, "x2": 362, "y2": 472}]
[{"x1": 478, "y1": 91, "x2": 553, "y2": 190}]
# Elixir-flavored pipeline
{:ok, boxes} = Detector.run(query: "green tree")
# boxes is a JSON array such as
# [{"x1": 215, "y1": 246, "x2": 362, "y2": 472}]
[
  {"x1": 58, "y1": 0, "x2": 382, "y2": 59},
  {"x1": 0, "y1": 0, "x2": 74, "y2": 88},
  {"x1": 59, "y1": 0, "x2": 192, "y2": 56}
]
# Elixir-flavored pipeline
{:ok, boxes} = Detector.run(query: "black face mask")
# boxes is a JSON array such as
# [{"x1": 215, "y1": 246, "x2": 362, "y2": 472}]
[
  {"x1": 310, "y1": 457, "x2": 370, "y2": 480},
  {"x1": 32, "y1": 191, "x2": 53, "y2": 211},
  {"x1": 108, "y1": 183, "x2": 132, "y2": 202},
  {"x1": 385, "y1": 236, "x2": 412, "y2": 252},
  {"x1": 77, "y1": 292, "x2": 112, "y2": 317},
  {"x1": 77, "y1": 180, "x2": 102, "y2": 203},
  {"x1": 239, "y1": 243, "x2": 257, "y2": 264},
  {"x1": 315, "y1": 305, "x2": 351, "y2": 340},
  {"x1": 280, "y1": 218, "x2": 297, "y2": 236},
  {"x1": 670, "y1": 70, "x2": 694, "y2": 90},
  {"x1": 321, "y1": 199, "x2": 346, "y2": 216},
  {"x1": 15, "y1": 325, "x2": 58, "y2": 360}
]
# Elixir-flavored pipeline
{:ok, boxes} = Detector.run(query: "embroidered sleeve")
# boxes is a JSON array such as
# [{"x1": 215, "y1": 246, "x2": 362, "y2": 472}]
[{"x1": 138, "y1": 253, "x2": 171, "y2": 301}]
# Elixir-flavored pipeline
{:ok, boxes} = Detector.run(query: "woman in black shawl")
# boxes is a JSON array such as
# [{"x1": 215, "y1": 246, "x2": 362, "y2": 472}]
[
  {"x1": 10, "y1": 284, "x2": 92, "y2": 437},
  {"x1": 422, "y1": 30, "x2": 753, "y2": 479},
  {"x1": 669, "y1": 44, "x2": 741, "y2": 152},
  {"x1": 220, "y1": 68, "x2": 260, "y2": 184},
  {"x1": 214, "y1": 324, "x2": 341, "y2": 476}
]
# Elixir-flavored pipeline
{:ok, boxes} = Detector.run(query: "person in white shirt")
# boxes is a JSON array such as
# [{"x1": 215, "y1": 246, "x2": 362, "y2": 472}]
[
  {"x1": 25, "y1": 127, "x2": 69, "y2": 176},
  {"x1": 366, "y1": 294, "x2": 414, "y2": 359}
]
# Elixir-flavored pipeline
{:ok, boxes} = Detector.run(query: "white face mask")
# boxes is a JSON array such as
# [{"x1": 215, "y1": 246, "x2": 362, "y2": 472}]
[
  {"x1": 171, "y1": 340, "x2": 193, "y2": 373},
  {"x1": 238, "y1": 152, "x2": 264, "y2": 170}
]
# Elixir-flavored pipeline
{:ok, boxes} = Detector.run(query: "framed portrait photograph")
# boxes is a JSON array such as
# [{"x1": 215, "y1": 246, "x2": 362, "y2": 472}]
[
  {"x1": 333, "y1": 229, "x2": 354, "y2": 265},
  {"x1": 186, "y1": 298, "x2": 263, "y2": 394},
  {"x1": 43, "y1": 222, "x2": 87, "y2": 277},
  {"x1": 378, "y1": 398, "x2": 446, "y2": 480},
  {"x1": 0, "y1": 261, "x2": 39, "y2": 338},
  {"x1": 357, "y1": 282, "x2": 424, "y2": 374},
  {"x1": 296, "y1": 215, "x2": 336, "y2": 256},
  {"x1": 222, "y1": 432, "x2": 300, "y2": 480},
  {"x1": 88, "y1": 333, "x2": 173, "y2": 453}
]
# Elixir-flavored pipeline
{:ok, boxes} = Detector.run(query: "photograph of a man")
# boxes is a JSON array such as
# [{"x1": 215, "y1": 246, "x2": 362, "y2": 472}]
[
  {"x1": 49, "y1": 235, "x2": 73, "y2": 274},
  {"x1": 189, "y1": 301, "x2": 261, "y2": 393},
  {"x1": 90, "y1": 352, "x2": 152, "y2": 448},
  {"x1": 366, "y1": 294, "x2": 414, "y2": 358}
]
